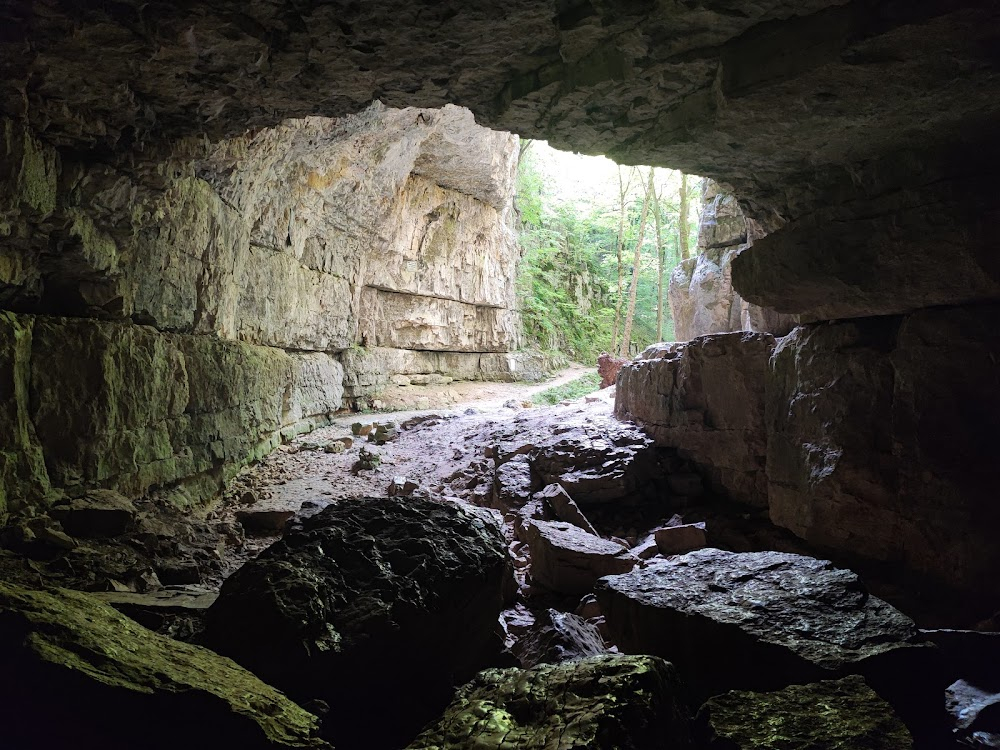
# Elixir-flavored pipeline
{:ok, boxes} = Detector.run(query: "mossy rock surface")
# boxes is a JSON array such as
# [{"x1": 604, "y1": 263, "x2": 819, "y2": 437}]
[
  {"x1": 698, "y1": 675, "x2": 913, "y2": 750},
  {"x1": 407, "y1": 654, "x2": 693, "y2": 749},
  {"x1": 0, "y1": 582, "x2": 328, "y2": 750}
]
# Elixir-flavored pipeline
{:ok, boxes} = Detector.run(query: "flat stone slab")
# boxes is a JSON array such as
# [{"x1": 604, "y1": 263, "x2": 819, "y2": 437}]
[
  {"x1": 527, "y1": 519, "x2": 636, "y2": 596},
  {"x1": 596, "y1": 549, "x2": 938, "y2": 716}
]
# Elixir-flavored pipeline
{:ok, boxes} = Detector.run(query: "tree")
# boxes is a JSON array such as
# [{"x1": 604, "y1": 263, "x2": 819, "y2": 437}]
[
  {"x1": 619, "y1": 168, "x2": 654, "y2": 357},
  {"x1": 610, "y1": 166, "x2": 635, "y2": 353},
  {"x1": 678, "y1": 172, "x2": 691, "y2": 261},
  {"x1": 653, "y1": 171, "x2": 665, "y2": 341}
]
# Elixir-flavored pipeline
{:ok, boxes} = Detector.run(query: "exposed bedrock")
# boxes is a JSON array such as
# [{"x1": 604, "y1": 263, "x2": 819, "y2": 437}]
[
  {"x1": 767, "y1": 304, "x2": 1000, "y2": 600},
  {"x1": 204, "y1": 496, "x2": 511, "y2": 749},
  {"x1": 732, "y1": 170, "x2": 1000, "y2": 321},
  {"x1": 0, "y1": 582, "x2": 328, "y2": 750},
  {"x1": 615, "y1": 332, "x2": 774, "y2": 508},
  {"x1": 0, "y1": 311, "x2": 342, "y2": 517},
  {"x1": 0, "y1": 103, "x2": 526, "y2": 516},
  {"x1": 670, "y1": 181, "x2": 798, "y2": 341},
  {"x1": 616, "y1": 306, "x2": 1000, "y2": 602}
]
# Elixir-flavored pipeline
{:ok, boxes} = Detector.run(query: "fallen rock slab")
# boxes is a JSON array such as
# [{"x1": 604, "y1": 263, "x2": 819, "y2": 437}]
[
  {"x1": 49, "y1": 490, "x2": 137, "y2": 538},
  {"x1": 406, "y1": 654, "x2": 693, "y2": 750},
  {"x1": 205, "y1": 496, "x2": 511, "y2": 750},
  {"x1": 0, "y1": 583, "x2": 327, "y2": 750},
  {"x1": 527, "y1": 519, "x2": 636, "y2": 596},
  {"x1": 654, "y1": 522, "x2": 707, "y2": 555},
  {"x1": 536, "y1": 483, "x2": 598, "y2": 536},
  {"x1": 596, "y1": 549, "x2": 942, "y2": 726},
  {"x1": 698, "y1": 675, "x2": 913, "y2": 750},
  {"x1": 235, "y1": 509, "x2": 295, "y2": 536}
]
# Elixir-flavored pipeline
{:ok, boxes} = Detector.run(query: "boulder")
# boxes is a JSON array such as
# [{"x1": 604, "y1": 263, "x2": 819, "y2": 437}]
[
  {"x1": 536, "y1": 483, "x2": 598, "y2": 536},
  {"x1": 526, "y1": 519, "x2": 636, "y2": 596},
  {"x1": 766, "y1": 305, "x2": 1000, "y2": 598},
  {"x1": 0, "y1": 583, "x2": 327, "y2": 750},
  {"x1": 406, "y1": 654, "x2": 693, "y2": 750},
  {"x1": 490, "y1": 455, "x2": 535, "y2": 510},
  {"x1": 946, "y1": 680, "x2": 1000, "y2": 749},
  {"x1": 205, "y1": 496, "x2": 511, "y2": 750},
  {"x1": 596, "y1": 549, "x2": 942, "y2": 725},
  {"x1": 698, "y1": 675, "x2": 913, "y2": 750},
  {"x1": 615, "y1": 332, "x2": 774, "y2": 507},
  {"x1": 514, "y1": 608, "x2": 608, "y2": 668},
  {"x1": 597, "y1": 352, "x2": 628, "y2": 389},
  {"x1": 654, "y1": 522, "x2": 707, "y2": 556}
]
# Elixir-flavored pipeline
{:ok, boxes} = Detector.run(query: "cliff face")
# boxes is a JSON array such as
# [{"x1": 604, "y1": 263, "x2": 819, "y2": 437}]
[
  {"x1": 669, "y1": 182, "x2": 797, "y2": 342},
  {"x1": 0, "y1": 104, "x2": 523, "y2": 516}
]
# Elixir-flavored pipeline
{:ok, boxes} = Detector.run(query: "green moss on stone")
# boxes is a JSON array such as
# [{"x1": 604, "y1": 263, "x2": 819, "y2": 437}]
[
  {"x1": 700, "y1": 676, "x2": 913, "y2": 750},
  {"x1": 0, "y1": 582, "x2": 328, "y2": 748}
]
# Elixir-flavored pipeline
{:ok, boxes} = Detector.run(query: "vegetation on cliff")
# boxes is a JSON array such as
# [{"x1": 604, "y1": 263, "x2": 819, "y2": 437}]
[{"x1": 514, "y1": 142, "x2": 699, "y2": 362}]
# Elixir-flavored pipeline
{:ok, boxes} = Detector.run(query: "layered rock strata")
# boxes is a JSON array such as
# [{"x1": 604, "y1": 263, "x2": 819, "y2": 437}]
[
  {"x1": 669, "y1": 181, "x2": 797, "y2": 341},
  {"x1": 0, "y1": 103, "x2": 525, "y2": 517}
]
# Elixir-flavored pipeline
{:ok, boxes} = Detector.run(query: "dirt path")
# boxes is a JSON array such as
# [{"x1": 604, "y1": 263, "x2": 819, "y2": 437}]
[
  {"x1": 342, "y1": 362, "x2": 593, "y2": 425},
  {"x1": 214, "y1": 364, "x2": 610, "y2": 574}
]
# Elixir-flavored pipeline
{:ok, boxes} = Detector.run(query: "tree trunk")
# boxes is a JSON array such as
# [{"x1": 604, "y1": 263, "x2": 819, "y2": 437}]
[
  {"x1": 619, "y1": 168, "x2": 654, "y2": 357},
  {"x1": 653, "y1": 172, "x2": 665, "y2": 342},
  {"x1": 678, "y1": 172, "x2": 691, "y2": 261},
  {"x1": 611, "y1": 166, "x2": 631, "y2": 352}
]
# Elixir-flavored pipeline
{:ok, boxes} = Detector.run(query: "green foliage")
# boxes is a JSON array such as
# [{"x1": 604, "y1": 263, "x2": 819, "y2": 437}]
[
  {"x1": 530, "y1": 372, "x2": 603, "y2": 405},
  {"x1": 514, "y1": 143, "x2": 697, "y2": 361}
]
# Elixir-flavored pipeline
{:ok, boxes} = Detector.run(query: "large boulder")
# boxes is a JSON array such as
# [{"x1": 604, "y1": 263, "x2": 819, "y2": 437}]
[
  {"x1": 204, "y1": 496, "x2": 511, "y2": 750},
  {"x1": 596, "y1": 549, "x2": 942, "y2": 726},
  {"x1": 698, "y1": 675, "x2": 913, "y2": 750},
  {"x1": 0, "y1": 582, "x2": 327, "y2": 750},
  {"x1": 767, "y1": 305, "x2": 1000, "y2": 599},
  {"x1": 615, "y1": 332, "x2": 774, "y2": 507},
  {"x1": 513, "y1": 608, "x2": 608, "y2": 668},
  {"x1": 406, "y1": 654, "x2": 694, "y2": 750}
]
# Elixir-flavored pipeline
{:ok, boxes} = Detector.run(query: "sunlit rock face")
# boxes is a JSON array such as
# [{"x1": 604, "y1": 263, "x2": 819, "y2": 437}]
[
  {"x1": 669, "y1": 181, "x2": 797, "y2": 341},
  {"x1": 0, "y1": 103, "x2": 521, "y2": 516}
]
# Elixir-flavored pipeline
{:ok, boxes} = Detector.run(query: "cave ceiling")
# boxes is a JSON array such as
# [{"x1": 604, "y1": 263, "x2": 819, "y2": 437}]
[{"x1": 2, "y1": 0, "x2": 998, "y2": 222}]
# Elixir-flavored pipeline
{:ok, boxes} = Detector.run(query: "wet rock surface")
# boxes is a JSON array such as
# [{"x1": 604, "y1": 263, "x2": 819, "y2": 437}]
[
  {"x1": 406, "y1": 654, "x2": 694, "y2": 750},
  {"x1": 596, "y1": 549, "x2": 938, "y2": 722},
  {"x1": 512, "y1": 608, "x2": 608, "y2": 668},
  {"x1": 698, "y1": 675, "x2": 913, "y2": 750},
  {"x1": 616, "y1": 332, "x2": 774, "y2": 508},
  {"x1": 204, "y1": 495, "x2": 511, "y2": 749},
  {"x1": 526, "y1": 519, "x2": 636, "y2": 596},
  {"x1": 767, "y1": 305, "x2": 1000, "y2": 600},
  {"x1": 0, "y1": 582, "x2": 327, "y2": 750}
]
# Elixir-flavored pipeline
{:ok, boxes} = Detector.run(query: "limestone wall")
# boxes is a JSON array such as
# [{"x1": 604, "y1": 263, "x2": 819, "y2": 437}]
[
  {"x1": 668, "y1": 181, "x2": 797, "y2": 342},
  {"x1": 616, "y1": 306, "x2": 1000, "y2": 599},
  {"x1": 0, "y1": 104, "x2": 524, "y2": 516}
]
